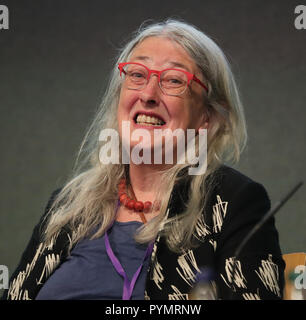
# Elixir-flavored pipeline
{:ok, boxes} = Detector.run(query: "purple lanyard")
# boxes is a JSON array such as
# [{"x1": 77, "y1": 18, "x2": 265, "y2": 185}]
[{"x1": 104, "y1": 201, "x2": 154, "y2": 300}]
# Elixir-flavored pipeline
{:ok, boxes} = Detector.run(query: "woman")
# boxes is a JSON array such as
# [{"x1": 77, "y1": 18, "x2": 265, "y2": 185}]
[{"x1": 2, "y1": 19, "x2": 285, "y2": 300}]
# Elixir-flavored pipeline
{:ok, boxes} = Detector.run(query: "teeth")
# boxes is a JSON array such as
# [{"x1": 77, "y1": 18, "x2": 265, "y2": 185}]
[{"x1": 136, "y1": 114, "x2": 165, "y2": 126}]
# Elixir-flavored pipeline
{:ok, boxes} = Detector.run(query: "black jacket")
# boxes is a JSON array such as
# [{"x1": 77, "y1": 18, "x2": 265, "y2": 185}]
[{"x1": 2, "y1": 166, "x2": 285, "y2": 300}]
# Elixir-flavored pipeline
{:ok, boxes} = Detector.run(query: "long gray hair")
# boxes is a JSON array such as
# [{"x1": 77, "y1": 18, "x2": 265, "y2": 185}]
[{"x1": 43, "y1": 19, "x2": 247, "y2": 253}]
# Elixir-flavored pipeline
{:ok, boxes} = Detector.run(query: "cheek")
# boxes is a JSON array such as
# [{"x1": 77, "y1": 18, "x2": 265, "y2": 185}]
[
  {"x1": 167, "y1": 99, "x2": 189, "y2": 123},
  {"x1": 117, "y1": 89, "x2": 139, "y2": 120},
  {"x1": 117, "y1": 90, "x2": 139, "y2": 139},
  {"x1": 169, "y1": 108, "x2": 201, "y2": 132},
  {"x1": 187, "y1": 95, "x2": 206, "y2": 128}
]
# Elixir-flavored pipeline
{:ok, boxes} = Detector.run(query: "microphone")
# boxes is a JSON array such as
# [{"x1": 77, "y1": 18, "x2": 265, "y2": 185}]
[
  {"x1": 189, "y1": 267, "x2": 218, "y2": 300},
  {"x1": 229, "y1": 180, "x2": 304, "y2": 300}
]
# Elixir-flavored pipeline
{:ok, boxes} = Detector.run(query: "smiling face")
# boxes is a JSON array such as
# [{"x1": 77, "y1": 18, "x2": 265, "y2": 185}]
[{"x1": 117, "y1": 36, "x2": 209, "y2": 160}]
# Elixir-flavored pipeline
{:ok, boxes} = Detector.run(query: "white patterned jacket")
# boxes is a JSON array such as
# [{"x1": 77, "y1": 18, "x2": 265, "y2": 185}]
[{"x1": 2, "y1": 166, "x2": 285, "y2": 300}]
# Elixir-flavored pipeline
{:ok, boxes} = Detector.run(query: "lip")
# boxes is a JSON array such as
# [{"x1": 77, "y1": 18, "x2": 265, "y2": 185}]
[{"x1": 132, "y1": 110, "x2": 166, "y2": 125}]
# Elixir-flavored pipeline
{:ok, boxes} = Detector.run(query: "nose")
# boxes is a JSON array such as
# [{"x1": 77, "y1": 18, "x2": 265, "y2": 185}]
[{"x1": 139, "y1": 73, "x2": 161, "y2": 106}]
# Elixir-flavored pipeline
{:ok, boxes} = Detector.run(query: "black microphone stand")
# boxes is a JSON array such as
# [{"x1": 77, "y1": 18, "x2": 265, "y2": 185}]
[{"x1": 229, "y1": 181, "x2": 304, "y2": 300}]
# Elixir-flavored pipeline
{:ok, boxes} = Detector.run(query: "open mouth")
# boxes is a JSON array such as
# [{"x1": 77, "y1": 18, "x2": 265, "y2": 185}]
[{"x1": 134, "y1": 113, "x2": 166, "y2": 126}]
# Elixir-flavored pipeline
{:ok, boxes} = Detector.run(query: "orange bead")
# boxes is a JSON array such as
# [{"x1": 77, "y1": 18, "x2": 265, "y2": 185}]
[
  {"x1": 118, "y1": 186, "x2": 126, "y2": 193},
  {"x1": 134, "y1": 201, "x2": 144, "y2": 212},
  {"x1": 119, "y1": 194, "x2": 128, "y2": 204},
  {"x1": 143, "y1": 201, "x2": 152, "y2": 212},
  {"x1": 127, "y1": 200, "x2": 136, "y2": 210}
]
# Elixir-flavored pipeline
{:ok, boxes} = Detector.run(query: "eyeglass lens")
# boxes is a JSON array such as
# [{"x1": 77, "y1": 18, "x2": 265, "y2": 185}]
[{"x1": 122, "y1": 63, "x2": 188, "y2": 95}]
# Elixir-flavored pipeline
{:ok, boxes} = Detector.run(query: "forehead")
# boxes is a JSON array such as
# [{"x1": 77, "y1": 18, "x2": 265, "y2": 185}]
[{"x1": 129, "y1": 37, "x2": 197, "y2": 73}]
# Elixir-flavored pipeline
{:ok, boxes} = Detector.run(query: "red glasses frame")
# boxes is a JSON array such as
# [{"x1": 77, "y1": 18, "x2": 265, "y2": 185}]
[{"x1": 118, "y1": 62, "x2": 208, "y2": 94}]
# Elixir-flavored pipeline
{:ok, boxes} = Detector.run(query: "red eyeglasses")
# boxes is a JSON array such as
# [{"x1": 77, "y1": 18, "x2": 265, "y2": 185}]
[{"x1": 118, "y1": 62, "x2": 208, "y2": 96}]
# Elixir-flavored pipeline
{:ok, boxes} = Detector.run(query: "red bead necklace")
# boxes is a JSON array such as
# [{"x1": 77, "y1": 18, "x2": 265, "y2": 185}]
[{"x1": 118, "y1": 179, "x2": 152, "y2": 213}]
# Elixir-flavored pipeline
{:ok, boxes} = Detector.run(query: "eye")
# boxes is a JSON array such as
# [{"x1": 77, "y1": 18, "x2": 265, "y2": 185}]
[
  {"x1": 130, "y1": 72, "x2": 145, "y2": 79},
  {"x1": 162, "y1": 75, "x2": 185, "y2": 87},
  {"x1": 169, "y1": 78, "x2": 183, "y2": 84},
  {"x1": 126, "y1": 68, "x2": 147, "y2": 83}
]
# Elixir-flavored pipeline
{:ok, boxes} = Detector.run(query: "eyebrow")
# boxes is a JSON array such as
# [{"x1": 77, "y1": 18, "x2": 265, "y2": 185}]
[{"x1": 132, "y1": 56, "x2": 192, "y2": 72}]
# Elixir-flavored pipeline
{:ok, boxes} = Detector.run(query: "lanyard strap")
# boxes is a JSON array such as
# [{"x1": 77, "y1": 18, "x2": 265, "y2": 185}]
[{"x1": 104, "y1": 226, "x2": 154, "y2": 300}]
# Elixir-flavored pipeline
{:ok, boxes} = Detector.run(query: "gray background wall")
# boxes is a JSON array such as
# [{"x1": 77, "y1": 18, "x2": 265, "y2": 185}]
[{"x1": 0, "y1": 0, "x2": 305, "y2": 285}]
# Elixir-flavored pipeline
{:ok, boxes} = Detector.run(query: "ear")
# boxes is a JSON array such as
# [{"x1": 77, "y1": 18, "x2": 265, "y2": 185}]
[
  {"x1": 196, "y1": 121, "x2": 209, "y2": 137},
  {"x1": 198, "y1": 112, "x2": 210, "y2": 132},
  {"x1": 201, "y1": 121, "x2": 209, "y2": 129}
]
